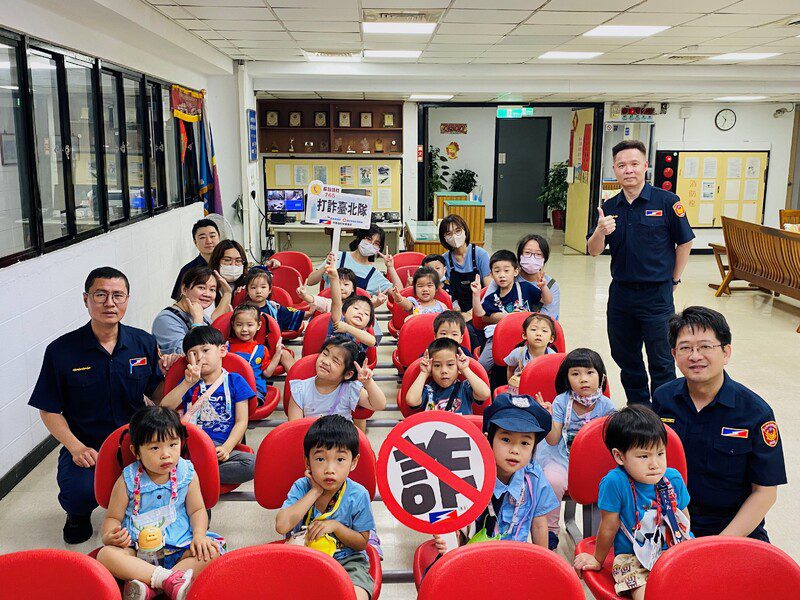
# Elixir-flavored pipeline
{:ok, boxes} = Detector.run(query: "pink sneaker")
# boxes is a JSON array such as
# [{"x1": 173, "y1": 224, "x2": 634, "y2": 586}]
[
  {"x1": 123, "y1": 580, "x2": 157, "y2": 600},
  {"x1": 162, "y1": 569, "x2": 193, "y2": 600}
]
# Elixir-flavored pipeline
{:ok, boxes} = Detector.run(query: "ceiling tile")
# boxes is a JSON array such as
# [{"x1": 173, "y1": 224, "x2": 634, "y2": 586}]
[
  {"x1": 292, "y1": 32, "x2": 362, "y2": 42},
  {"x1": 483, "y1": 45, "x2": 555, "y2": 52},
  {"x1": 525, "y1": 11, "x2": 617, "y2": 24},
  {"x1": 721, "y1": 0, "x2": 800, "y2": 13},
  {"x1": 632, "y1": 0, "x2": 733, "y2": 11},
  {"x1": 207, "y1": 39, "x2": 237, "y2": 48},
  {"x1": 607, "y1": 12, "x2": 703, "y2": 26},
  {"x1": 174, "y1": 19, "x2": 211, "y2": 30},
  {"x1": 684, "y1": 13, "x2": 784, "y2": 27},
  {"x1": 185, "y1": 6, "x2": 273, "y2": 19},
  {"x1": 363, "y1": 41, "x2": 428, "y2": 50},
  {"x1": 362, "y1": 33, "x2": 435, "y2": 44},
  {"x1": 201, "y1": 20, "x2": 283, "y2": 30},
  {"x1": 431, "y1": 34, "x2": 504, "y2": 44},
  {"x1": 510, "y1": 24, "x2": 593, "y2": 35},
  {"x1": 418, "y1": 57, "x2": 475, "y2": 63},
  {"x1": 542, "y1": 0, "x2": 640, "y2": 10},
  {"x1": 454, "y1": 0, "x2": 546, "y2": 7},
  {"x1": 472, "y1": 56, "x2": 527, "y2": 63},
  {"x1": 216, "y1": 30, "x2": 292, "y2": 40},
  {"x1": 192, "y1": 29, "x2": 226, "y2": 40},
  {"x1": 268, "y1": 0, "x2": 349, "y2": 6},
  {"x1": 175, "y1": 0, "x2": 263, "y2": 5},
  {"x1": 282, "y1": 21, "x2": 360, "y2": 33},
  {"x1": 272, "y1": 7, "x2": 360, "y2": 21},
  {"x1": 422, "y1": 50, "x2": 485, "y2": 57},
  {"x1": 426, "y1": 43, "x2": 493, "y2": 51},
  {"x1": 497, "y1": 35, "x2": 575, "y2": 45},
  {"x1": 156, "y1": 5, "x2": 193, "y2": 19},
  {"x1": 444, "y1": 9, "x2": 533, "y2": 23},
  {"x1": 236, "y1": 40, "x2": 302, "y2": 48},
  {"x1": 436, "y1": 23, "x2": 517, "y2": 35},
  {"x1": 361, "y1": 0, "x2": 450, "y2": 6}
]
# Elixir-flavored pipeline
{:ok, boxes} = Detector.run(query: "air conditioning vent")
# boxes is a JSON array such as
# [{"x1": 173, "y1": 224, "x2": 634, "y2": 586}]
[
  {"x1": 665, "y1": 55, "x2": 709, "y2": 61},
  {"x1": 362, "y1": 9, "x2": 442, "y2": 23}
]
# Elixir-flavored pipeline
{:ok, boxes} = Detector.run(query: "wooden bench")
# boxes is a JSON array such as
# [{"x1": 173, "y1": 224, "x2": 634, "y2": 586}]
[{"x1": 718, "y1": 217, "x2": 800, "y2": 332}]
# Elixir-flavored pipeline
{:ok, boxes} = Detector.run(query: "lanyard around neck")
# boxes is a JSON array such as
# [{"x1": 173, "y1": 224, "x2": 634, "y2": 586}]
[
  {"x1": 132, "y1": 463, "x2": 178, "y2": 516},
  {"x1": 305, "y1": 480, "x2": 347, "y2": 526}
]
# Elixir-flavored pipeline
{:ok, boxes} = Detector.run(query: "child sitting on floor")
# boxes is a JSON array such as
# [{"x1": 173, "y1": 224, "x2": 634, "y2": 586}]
[
  {"x1": 504, "y1": 313, "x2": 557, "y2": 394},
  {"x1": 276, "y1": 415, "x2": 376, "y2": 600},
  {"x1": 405, "y1": 337, "x2": 490, "y2": 414},
  {"x1": 227, "y1": 304, "x2": 295, "y2": 402},
  {"x1": 390, "y1": 266, "x2": 448, "y2": 321},
  {"x1": 96, "y1": 406, "x2": 225, "y2": 600},
  {"x1": 574, "y1": 405, "x2": 692, "y2": 599},
  {"x1": 162, "y1": 327, "x2": 255, "y2": 487}
]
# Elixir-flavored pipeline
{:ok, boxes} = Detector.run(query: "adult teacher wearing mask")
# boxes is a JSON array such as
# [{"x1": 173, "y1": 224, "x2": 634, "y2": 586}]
[
  {"x1": 439, "y1": 214, "x2": 491, "y2": 313},
  {"x1": 588, "y1": 140, "x2": 694, "y2": 406}
]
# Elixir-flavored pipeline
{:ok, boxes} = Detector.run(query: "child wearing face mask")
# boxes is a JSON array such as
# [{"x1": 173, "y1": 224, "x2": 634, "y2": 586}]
[{"x1": 535, "y1": 348, "x2": 615, "y2": 551}]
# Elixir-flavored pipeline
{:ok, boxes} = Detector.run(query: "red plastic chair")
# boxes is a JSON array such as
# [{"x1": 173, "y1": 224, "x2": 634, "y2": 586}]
[
  {"x1": 271, "y1": 251, "x2": 313, "y2": 282},
  {"x1": 283, "y1": 354, "x2": 375, "y2": 421},
  {"x1": 646, "y1": 536, "x2": 800, "y2": 599},
  {"x1": 315, "y1": 286, "x2": 373, "y2": 316},
  {"x1": 186, "y1": 544, "x2": 358, "y2": 600},
  {"x1": 301, "y1": 313, "x2": 377, "y2": 370},
  {"x1": 490, "y1": 311, "x2": 566, "y2": 367},
  {"x1": 232, "y1": 286, "x2": 303, "y2": 340},
  {"x1": 271, "y1": 265, "x2": 308, "y2": 310},
  {"x1": 254, "y1": 416, "x2": 377, "y2": 507},
  {"x1": 471, "y1": 287, "x2": 489, "y2": 332},
  {"x1": 517, "y1": 353, "x2": 610, "y2": 405},
  {"x1": 212, "y1": 311, "x2": 293, "y2": 377},
  {"x1": 231, "y1": 288, "x2": 247, "y2": 308},
  {"x1": 0, "y1": 549, "x2": 121, "y2": 599},
  {"x1": 394, "y1": 264, "x2": 419, "y2": 289},
  {"x1": 165, "y1": 353, "x2": 277, "y2": 423},
  {"x1": 387, "y1": 286, "x2": 453, "y2": 338},
  {"x1": 391, "y1": 313, "x2": 472, "y2": 375},
  {"x1": 570, "y1": 416, "x2": 687, "y2": 600},
  {"x1": 397, "y1": 356, "x2": 490, "y2": 419},
  {"x1": 417, "y1": 542, "x2": 584, "y2": 599},
  {"x1": 392, "y1": 251, "x2": 426, "y2": 269}
]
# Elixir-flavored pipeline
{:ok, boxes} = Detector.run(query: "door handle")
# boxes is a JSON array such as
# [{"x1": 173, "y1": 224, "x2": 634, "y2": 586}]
[{"x1": 499, "y1": 174, "x2": 504, "y2": 179}]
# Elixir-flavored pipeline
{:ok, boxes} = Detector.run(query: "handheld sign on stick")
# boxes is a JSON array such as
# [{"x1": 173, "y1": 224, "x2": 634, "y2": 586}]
[{"x1": 307, "y1": 180, "x2": 372, "y2": 253}]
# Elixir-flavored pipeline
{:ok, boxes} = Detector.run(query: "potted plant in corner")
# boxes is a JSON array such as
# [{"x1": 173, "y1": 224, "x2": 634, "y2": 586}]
[
  {"x1": 538, "y1": 161, "x2": 568, "y2": 231},
  {"x1": 449, "y1": 169, "x2": 478, "y2": 196}
]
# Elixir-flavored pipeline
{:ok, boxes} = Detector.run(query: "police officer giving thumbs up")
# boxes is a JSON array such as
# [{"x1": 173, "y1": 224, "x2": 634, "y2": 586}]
[{"x1": 588, "y1": 140, "x2": 694, "y2": 406}]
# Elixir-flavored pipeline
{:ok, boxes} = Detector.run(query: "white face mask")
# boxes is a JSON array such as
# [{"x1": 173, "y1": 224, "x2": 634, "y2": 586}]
[
  {"x1": 219, "y1": 264, "x2": 243, "y2": 282},
  {"x1": 519, "y1": 255, "x2": 545, "y2": 275},
  {"x1": 358, "y1": 239, "x2": 379, "y2": 257},
  {"x1": 445, "y1": 232, "x2": 466, "y2": 249}
]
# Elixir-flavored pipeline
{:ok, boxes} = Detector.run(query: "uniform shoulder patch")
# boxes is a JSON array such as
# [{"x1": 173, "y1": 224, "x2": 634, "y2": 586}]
[
  {"x1": 672, "y1": 201, "x2": 686, "y2": 218},
  {"x1": 761, "y1": 421, "x2": 779, "y2": 447}
]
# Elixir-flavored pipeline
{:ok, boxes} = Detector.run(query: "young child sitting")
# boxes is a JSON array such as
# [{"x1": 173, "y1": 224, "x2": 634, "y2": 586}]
[
  {"x1": 327, "y1": 259, "x2": 377, "y2": 351},
  {"x1": 286, "y1": 336, "x2": 386, "y2": 425},
  {"x1": 96, "y1": 406, "x2": 224, "y2": 600},
  {"x1": 407, "y1": 254, "x2": 450, "y2": 295},
  {"x1": 297, "y1": 267, "x2": 359, "y2": 316},
  {"x1": 227, "y1": 304, "x2": 295, "y2": 403},
  {"x1": 433, "y1": 393, "x2": 558, "y2": 553},
  {"x1": 390, "y1": 266, "x2": 448, "y2": 321},
  {"x1": 162, "y1": 327, "x2": 255, "y2": 486},
  {"x1": 431, "y1": 310, "x2": 472, "y2": 357},
  {"x1": 504, "y1": 313, "x2": 558, "y2": 394},
  {"x1": 574, "y1": 405, "x2": 692, "y2": 600},
  {"x1": 472, "y1": 250, "x2": 553, "y2": 372},
  {"x1": 243, "y1": 268, "x2": 304, "y2": 334},
  {"x1": 536, "y1": 348, "x2": 615, "y2": 550},
  {"x1": 405, "y1": 337, "x2": 490, "y2": 414},
  {"x1": 276, "y1": 415, "x2": 376, "y2": 600}
]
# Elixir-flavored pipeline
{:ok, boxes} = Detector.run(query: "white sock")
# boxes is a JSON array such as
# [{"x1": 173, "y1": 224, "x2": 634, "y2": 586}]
[{"x1": 150, "y1": 566, "x2": 172, "y2": 589}]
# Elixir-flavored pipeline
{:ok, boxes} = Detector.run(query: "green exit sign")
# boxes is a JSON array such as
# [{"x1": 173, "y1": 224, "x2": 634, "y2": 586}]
[{"x1": 497, "y1": 106, "x2": 535, "y2": 119}]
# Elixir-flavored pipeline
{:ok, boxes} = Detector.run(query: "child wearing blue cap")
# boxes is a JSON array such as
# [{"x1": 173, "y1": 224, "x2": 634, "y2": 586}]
[{"x1": 433, "y1": 393, "x2": 559, "y2": 553}]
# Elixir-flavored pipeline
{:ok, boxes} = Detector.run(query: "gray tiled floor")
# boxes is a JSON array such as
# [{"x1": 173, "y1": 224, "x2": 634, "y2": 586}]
[{"x1": 2, "y1": 223, "x2": 798, "y2": 598}]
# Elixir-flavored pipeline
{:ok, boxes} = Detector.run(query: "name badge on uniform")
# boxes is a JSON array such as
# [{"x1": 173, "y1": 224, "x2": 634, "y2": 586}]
[
  {"x1": 645, "y1": 210, "x2": 663, "y2": 217},
  {"x1": 129, "y1": 357, "x2": 147, "y2": 374},
  {"x1": 660, "y1": 417, "x2": 675, "y2": 424},
  {"x1": 721, "y1": 427, "x2": 748, "y2": 439}
]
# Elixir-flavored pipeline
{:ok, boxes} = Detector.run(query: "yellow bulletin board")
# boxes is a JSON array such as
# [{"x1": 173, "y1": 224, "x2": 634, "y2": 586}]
[
  {"x1": 675, "y1": 151, "x2": 768, "y2": 228},
  {"x1": 264, "y1": 157, "x2": 402, "y2": 213}
]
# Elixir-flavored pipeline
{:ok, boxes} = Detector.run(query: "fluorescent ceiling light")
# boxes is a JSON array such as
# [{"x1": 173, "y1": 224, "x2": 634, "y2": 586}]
[
  {"x1": 409, "y1": 94, "x2": 453, "y2": 101},
  {"x1": 583, "y1": 25, "x2": 670, "y2": 37},
  {"x1": 363, "y1": 22, "x2": 436, "y2": 35},
  {"x1": 0, "y1": 85, "x2": 18, "y2": 90},
  {"x1": 715, "y1": 95, "x2": 767, "y2": 101},
  {"x1": 710, "y1": 52, "x2": 780, "y2": 61},
  {"x1": 539, "y1": 51, "x2": 603, "y2": 59},
  {"x1": 363, "y1": 50, "x2": 422, "y2": 58},
  {"x1": 305, "y1": 52, "x2": 361, "y2": 62}
]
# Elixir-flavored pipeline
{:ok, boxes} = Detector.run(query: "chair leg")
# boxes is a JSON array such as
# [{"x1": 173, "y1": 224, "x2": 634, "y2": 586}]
[
  {"x1": 714, "y1": 272, "x2": 734, "y2": 297},
  {"x1": 564, "y1": 499, "x2": 582, "y2": 543},
  {"x1": 582, "y1": 503, "x2": 600, "y2": 539}
]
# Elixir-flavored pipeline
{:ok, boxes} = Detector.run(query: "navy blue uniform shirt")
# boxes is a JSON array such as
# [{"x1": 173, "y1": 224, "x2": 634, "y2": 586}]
[
  {"x1": 653, "y1": 373, "x2": 786, "y2": 520},
  {"x1": 29, "y1": 322, "x2": 163, "y2": 449},
  {"x1": 171, "y1": 254, "x2": 207, "y2": 300},
  {"x1": 590, "y1": 183, "x2": 695, "y2": 283}
]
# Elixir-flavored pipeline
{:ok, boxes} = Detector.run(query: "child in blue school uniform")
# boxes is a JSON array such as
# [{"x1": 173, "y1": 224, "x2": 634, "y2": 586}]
[
  {"x1": 433, "y1": 393, "x2": 559, "y2": 554},
  {"x1": 472, "y1": 250, "x2": 553, "y2": 372},
  {"x1": 405, "y1": 337, "x2": 490, "y2": 415},
  {"x1": 243, "y1": 268, "x2": 305, "y2": 334},
  {"x1": 96, "y1": 406, "x2": 225, "y2": 600},
  {"x1": 503, "y1": 312, "x2": 558, "y2": 394},
  {"x1": 276, "y1": 415, "x2": 376, "y2": 600},
  {"x1": 574, "y1": 405, "x2": 692, "y2": 600}
]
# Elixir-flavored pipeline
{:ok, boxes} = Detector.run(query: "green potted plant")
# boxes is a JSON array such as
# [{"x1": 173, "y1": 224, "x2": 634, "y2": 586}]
[
  {"x1": 426, "y1": 146, "x2": 450, "y2": 219},
  {"x1": 538, "y1": 161, "x2": 569, "y2": 230},
  {"x1": 449, "y1": 169, "x2": 478, "y2": 195}
]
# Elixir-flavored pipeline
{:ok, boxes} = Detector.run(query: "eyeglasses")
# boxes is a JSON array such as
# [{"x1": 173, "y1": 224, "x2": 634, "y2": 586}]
[
  {"x1": 220, "y1": 258, "x2": 244, "y2": 266},
  {"x1": 88, "y1": 291, "x2": 129, "y2": 304},
  {"x1": 675, "y1": 343, "x2": 723, "y2": 357},
  {"x1": 521, "y1": 251, "x2": 544, "y2": 259}
]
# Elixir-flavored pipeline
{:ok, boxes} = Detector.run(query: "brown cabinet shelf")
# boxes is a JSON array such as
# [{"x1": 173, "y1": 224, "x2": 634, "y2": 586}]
[
  {"x1": 333, "y1": 127, "x2": 403, "y2": 131},
  {"x1": 259, "y1": 126, "x2": 330, "y2": 131}
]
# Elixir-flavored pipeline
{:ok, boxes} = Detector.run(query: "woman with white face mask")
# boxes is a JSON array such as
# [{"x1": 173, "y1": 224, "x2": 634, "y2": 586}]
[
  {"x1": 485, "y1": 234, "x2": 560, "y2": 319},
  {"x1": 438, "y1": 215, "x2": 492, "y2": 314},
  {"x1": 208, "y1": 240, "x2": 261, "y2": 314}
]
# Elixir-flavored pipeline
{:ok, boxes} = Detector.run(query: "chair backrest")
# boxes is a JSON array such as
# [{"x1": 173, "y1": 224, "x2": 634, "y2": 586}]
[
  {"x1": 317, "y1": 286, "x2": 373, "y2": 300},
  {"x1": 567, "y1": 416, "x2": 688, "y2": 505},
  {"x1": 398, "y1": 356, "x2": 491, "y2": 418},
  {"x1": 471, "y1": 287, "x2": 488, "y2": 331},
  {"x1": 779, "y1": 209, "x2": 800, "y2": 227},
  {"x1": 392, "y1": 251, "x2": 426, "y2": 269},
  {"x1": 270, "y1": 265, "x2": 305, "y2": 305},
  {"x1": 212, "y1": 311, "x2": 279, "y2": 349},
  {"x1": 301, "y1": 313, "x2": 377, "y2": 368},
  {"x1": 389, "y1": 286, "x2": 453, "y2": 333},
  {"x1": 254, "y1": 417, "x2": 377, "y2": 508},
  {"x1": 417, "y1": 542, "x2": 584, "y2": 599},
  {"x1": 0, "y1": 549, "x2": 121, "y2": 599},
  {"x1": 164, "y1": 353, "x2": 259, "y2": 427},
  {"x1": 395, "y1": 313, "x2": 472, "y2": 370},
  {"x1": 490, "y1": 311, "x2": 566, "y2": 366},
  {"x1": 186, "y1": 544, "x2": 357, "y2": 600},
  {"x1": 94, "y1": 422, "x2": 220, "y2": 509},
  {"x1": 646, "y1": 536, "x2": 800, "y2": 599},
  {"x1": 271, "y1": 251, "x2": 314, "y2": 281},
  {"x1": 395, "y1": 264, "x2": 419, "y2": 287},
  {"x1": 233, "y1": 286, "x2": 293, "y2": 309},
  {"x1": 231, "y1": 288, "x2": 247, "y2": 308},
  {"x1": 517, "y1": 352, "x2": 607, "y2": 405}
]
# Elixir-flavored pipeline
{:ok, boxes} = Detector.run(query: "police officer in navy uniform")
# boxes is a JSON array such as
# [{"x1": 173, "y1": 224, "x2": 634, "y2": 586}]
[
  {"x1": 29, "y1": 267, "x2": 181, "y2": 544},
  {"x1": 653, "y1": 307, "x2": 786, "y2": 541},
  {"x1": 588, "y1": 140, "x2": 694, "y2": 405}
]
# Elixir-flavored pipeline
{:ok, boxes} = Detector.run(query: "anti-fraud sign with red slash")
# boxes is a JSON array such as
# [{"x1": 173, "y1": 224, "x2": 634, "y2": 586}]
[{"x1": 377, "y1": 411, "x2": 496, "y2": 535}]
